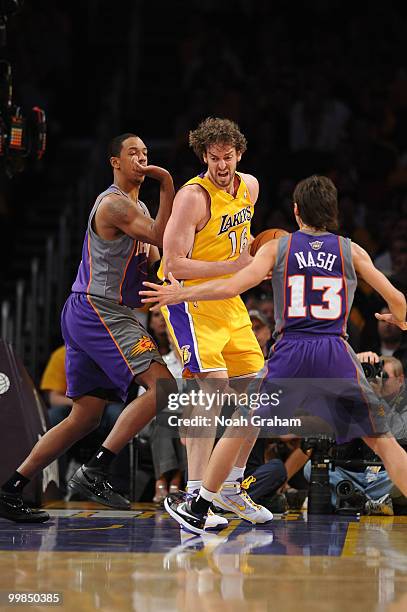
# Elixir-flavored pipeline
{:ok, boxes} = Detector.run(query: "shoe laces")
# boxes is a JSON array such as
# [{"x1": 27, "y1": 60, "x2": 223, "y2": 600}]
[
  {"x1": 239, "y1": 477, "x2": 261, "y2": 510},
  {"x1": 85, "y1": 470, "x2": 113, "y2": 493},
  {"x1": 96, "y1": 479, "x2": 114, "y2": 493},
  {"x1": 1, "y1": 493, "x2": 32, "y2": 513},
  {"x1": 3, "y1": 493, "x2": 23, "y2": 507},
  {"x1": 239, "y1": 489, "x2": 262, "y2": 510},
  {"x1": 241, "y1": 476, "x2": 256, "y2": 489}
]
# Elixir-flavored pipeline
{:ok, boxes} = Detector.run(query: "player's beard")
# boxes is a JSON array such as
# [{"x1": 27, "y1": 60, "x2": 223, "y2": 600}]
[{"x1": 210, "y1": 167, "x2": 235, "y2": 191}]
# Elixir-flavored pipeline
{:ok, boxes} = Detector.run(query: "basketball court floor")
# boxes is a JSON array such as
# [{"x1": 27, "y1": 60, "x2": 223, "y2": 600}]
[{"x1": 1, "y1": 502, "x2": 407, "y2": 611}]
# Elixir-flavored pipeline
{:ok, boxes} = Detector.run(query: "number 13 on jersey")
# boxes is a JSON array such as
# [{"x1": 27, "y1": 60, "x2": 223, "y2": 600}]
[{"x1": 287, "y1": 275, "x2": 343, "y2": 320}]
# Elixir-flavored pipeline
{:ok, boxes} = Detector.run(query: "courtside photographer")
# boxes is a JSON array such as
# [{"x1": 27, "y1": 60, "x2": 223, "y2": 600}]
[{"x1": 304, "y1": 352, "x2": 407, "y2": 515}]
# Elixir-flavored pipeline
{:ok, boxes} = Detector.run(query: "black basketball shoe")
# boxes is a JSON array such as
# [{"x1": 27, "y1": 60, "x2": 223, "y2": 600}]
[
  {"x1": 164, "y1": 491, "x2": 207, "y2": 535},
  {"x1": 0, "y1": 489, "x2": 50, "y2": 523},
  {"x1": 68, "y1": 466, "x2": 131, "y2": 510}
]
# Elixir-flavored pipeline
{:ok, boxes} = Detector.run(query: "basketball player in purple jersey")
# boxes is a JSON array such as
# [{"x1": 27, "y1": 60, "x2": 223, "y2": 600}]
[
  {"x1": 0, "y1": 133, "x2": 176, "y2": 523},
  {"x1": 141, "y1": 175, "x2": 407, "y2": 534}
]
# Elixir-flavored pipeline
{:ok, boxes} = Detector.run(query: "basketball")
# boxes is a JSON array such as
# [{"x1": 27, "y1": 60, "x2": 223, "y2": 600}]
[{"x1": 250, "y1": 228, "x2": 289, "y2": 255}]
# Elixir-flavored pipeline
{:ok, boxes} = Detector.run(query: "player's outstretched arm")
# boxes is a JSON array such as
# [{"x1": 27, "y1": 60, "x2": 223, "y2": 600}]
[
  {"x1": 162, "y1": 185, "x2": 251, "y2": 280},
  {"x1": 140, "y1": 240, "x2": 277, "y2": 310},
  {"x1": 352, "y1": 242, "x2": 407, "y2": 330}
]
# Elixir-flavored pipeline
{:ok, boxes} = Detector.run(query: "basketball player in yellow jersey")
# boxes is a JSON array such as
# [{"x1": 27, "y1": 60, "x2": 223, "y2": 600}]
[{"x1": 159, "y1": 118, "x2": 272, "y2": 525}]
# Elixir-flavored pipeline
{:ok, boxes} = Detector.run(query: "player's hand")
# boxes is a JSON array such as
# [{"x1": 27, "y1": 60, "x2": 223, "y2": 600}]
[
  {"x1": 132, "y1": 159, "x2": 172, "y2": 183},
  {"x1": 140, "y1": 272, "x2": 183, "y2": 311},
  {"x1": 356, "y1": 351, "x2": 380, "y2": 364},
  {"x1": 233, "y1": 246, "x2": 253, "y2": 271},
  {"x1": 374, "y1": 312, "x2": 407, "y2": 331}
]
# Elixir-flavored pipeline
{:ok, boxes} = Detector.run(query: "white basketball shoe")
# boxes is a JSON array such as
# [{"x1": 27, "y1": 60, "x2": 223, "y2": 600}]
[{"x1": 212, "y1": 477, "x2": 273, "y2": 523}]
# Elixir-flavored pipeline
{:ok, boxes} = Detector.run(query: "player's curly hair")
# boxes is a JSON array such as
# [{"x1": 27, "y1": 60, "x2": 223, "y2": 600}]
[
  {"x1": 189, "y1": 117, "x2": 247, "y2": 161},
  {"x1": 293, "y1": 175, "x2": 339, "y2": 231}
]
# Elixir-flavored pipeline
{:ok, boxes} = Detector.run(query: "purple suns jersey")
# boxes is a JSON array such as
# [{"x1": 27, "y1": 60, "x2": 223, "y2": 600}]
[
  {"x1": 272, "y1": 230, "x2": 357, "y2": 337},
  {"x1": 71, "y1": 185, "x2": 151, "y2": 308}
]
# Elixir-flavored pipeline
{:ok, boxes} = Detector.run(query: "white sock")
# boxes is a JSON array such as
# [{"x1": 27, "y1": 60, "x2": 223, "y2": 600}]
[
  {"x1": 225, "y1": 466, "x2": 245, "y2": 483},
  {"x1": 187, "y1": 480, "x2": 202, "y2": 495},
  {"x1": 198, "y1": 485, "x2": 216, "y2": 503}
]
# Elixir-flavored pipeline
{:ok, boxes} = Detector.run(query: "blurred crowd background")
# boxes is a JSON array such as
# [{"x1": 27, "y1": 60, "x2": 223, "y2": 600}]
[{"x1": 1, "y1": 0, "x2": 406, "y2": 375}]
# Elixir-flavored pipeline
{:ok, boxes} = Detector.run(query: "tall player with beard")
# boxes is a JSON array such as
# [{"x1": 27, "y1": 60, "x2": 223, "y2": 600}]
[{"x1": 157, "y1": 118, "x2": 272, "y2": 528}]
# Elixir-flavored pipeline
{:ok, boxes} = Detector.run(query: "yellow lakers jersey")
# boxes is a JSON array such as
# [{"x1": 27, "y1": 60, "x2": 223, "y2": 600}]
[{"x1": 159, "y1": 172, "x2": 254, "y2": 286}]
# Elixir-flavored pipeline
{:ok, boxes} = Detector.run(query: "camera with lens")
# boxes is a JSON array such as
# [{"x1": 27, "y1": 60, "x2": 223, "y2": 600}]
[
  {"x1": 335, "y1": 479, "x2": 367, "y2": 515},
  {"x1": 361, "y1": 359, "x2": 387, "y2": 381},
  {"x1": 305, "y1": 437, "x2": 384, "y2": 515},
  {"x1": 330, "y1": 440, "x2": 384, "y2": 515},
  {"x1": 304, "y1": 436, "x2": 335, "y2": 514}
]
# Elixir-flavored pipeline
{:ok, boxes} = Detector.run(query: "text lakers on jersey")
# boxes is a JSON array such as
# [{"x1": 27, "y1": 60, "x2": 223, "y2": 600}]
[{"x1": 218, "y1": 205, "x2": 252, "y2": 235}]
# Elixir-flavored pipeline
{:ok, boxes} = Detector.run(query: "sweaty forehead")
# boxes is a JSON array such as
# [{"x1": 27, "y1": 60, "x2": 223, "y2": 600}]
[
  {"x1": 123, "y1": 136, "x2": 147, "y2": 152},
  {"x1": 206, "y1": 143, "x2": 235, "y2": 157}
]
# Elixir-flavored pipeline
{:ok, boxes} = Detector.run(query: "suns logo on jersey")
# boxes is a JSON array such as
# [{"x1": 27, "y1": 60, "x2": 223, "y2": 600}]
[
  {"x1": 129, "y1": 336, "x2": 156, "y2": 357},
  {"x1": 309, "y1": 240, "x2": 324, "y2": 250},
  {"x1": 180, "y1": 344, "x2": 192, "y2": 365}
]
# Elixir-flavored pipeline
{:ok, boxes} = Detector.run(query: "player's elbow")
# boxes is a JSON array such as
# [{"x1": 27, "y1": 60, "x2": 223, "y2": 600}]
[
  {"x1": 164, "y1": 255, "x2": 182, "y2": 277},
  {"x1": 221, "y1": 283, "x2": 238, "y2": 300},
  {"x1": 392, "y1": 290, "x2": 406, "y2": 313},
  {"x1": 147, "y1": 221, "x2": 164, "y2": 248},
  {"x1": 151, "y1": 230, "x2": 163, "y2": 249},
  {"x1": 397, "y1": 290, "x2": 406, "y2": 306},
  {"x1": 225, "y1": 288, "x2": 237, "y2": 299},
  {"x1": 386, "y1": 289, "x2": 407, "y2": 321}
]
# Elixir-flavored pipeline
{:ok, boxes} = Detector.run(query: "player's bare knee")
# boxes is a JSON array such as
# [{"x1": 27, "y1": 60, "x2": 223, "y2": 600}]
[
  {"x1": 135, "y1": 362, "x2": 177, "y2": 412},
  {"x1": 136, "y1": 361, "x2": 174, "y2": 387},
  {"x1": 66, "y1": 412, "x2": 102, "y2": 435},
  {"x1": 198, "y1": 375, "x2": 229, "y2": 396}
]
